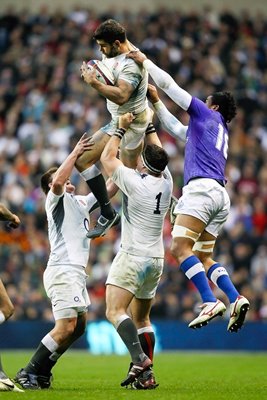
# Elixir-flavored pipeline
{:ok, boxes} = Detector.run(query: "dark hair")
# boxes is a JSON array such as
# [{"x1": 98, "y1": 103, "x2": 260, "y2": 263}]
[
  {"x1": 40, "y1": 167, "x2": 58, "y2": 194},
  {"x1": 211, "y1": 91, "x2": 237, "y2": 123},
  {"x1": 93, "y1": 19, "x2": 126, "y2": 44},
  {"x1": 142, "y1": 144, "x2": 169, "y2": 175}
]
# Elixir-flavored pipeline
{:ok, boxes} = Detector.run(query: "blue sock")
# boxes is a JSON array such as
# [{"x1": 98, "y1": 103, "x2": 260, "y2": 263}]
[
  {"x1": 207, "y1": 263, "x2": 239, "y2": 303},
  {"x1": 180, "y1": 255, "x2": 217, "y2": 303}
]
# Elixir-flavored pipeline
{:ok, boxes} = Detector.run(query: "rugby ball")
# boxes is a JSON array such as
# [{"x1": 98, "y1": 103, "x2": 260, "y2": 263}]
[{"x1": 87, "y1": 60, "x2": 115, "y2": 86}]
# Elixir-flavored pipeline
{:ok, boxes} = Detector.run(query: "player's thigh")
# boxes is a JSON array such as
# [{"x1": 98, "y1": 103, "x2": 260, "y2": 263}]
[
  {"x1": 171, "y1": 214, "x2": 207, "y2": 257},
  {"x1": 175, "y1": 214, "x2": 207, "y2": 233},
  {"x1": 106, "y1": 284, "x2": 134, "y2": 314},
  {"x1": 120, "y1": 141, "x2": 144, "y2": 168},
  {"x1": 75, "y1": 129, "x2": 110, "y2": 171},
  {"x1": 106, "y1": 252, "x2": 140, "y2": 296}
]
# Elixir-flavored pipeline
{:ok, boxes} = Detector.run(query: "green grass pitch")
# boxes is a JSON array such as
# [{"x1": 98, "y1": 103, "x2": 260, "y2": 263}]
[{"x1": 1, "y1": 350, "x2": 266, "y2": 399}]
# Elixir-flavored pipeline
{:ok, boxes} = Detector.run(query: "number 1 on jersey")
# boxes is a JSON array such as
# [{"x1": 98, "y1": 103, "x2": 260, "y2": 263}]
[{"x1": 154, "y1": 192, "x2": 162, "y2": 214}]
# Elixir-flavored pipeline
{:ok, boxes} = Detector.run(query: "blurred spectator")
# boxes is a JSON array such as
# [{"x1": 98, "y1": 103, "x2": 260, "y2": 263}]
[{"x1": 0, "y1": 5, "x2": 266, "y2": 322}]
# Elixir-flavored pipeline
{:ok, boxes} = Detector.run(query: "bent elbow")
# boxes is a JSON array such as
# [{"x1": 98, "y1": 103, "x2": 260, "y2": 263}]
[
  {"x1": 115, "y1": 92, "x2": 130, "y2": 106},
  {"x1": 116, "y1": 97, "x2": 127, "y2": 106},
  {"x1": 52, "y1": 181, "x2": 64, "y2": 191}
]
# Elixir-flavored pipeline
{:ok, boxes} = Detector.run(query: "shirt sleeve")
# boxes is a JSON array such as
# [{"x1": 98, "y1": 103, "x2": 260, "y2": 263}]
[
  {"x1": 45, "y1": 190, "x2": 64, "y2": 214},
  {"x1": 143, "y1": 59, "x2": 192, "y2": 111},
  {"x1": 188, "y1": 96, "x2": 210, "y2": 118},
  {"x1": 111, "y1": 165, "x2": 137, "y2": 195},
  {"x1": 153, "y1": 100, "x2": 187, "y2": 142},
  {"x1": 119, "y1": 59, "x2": 143, "y2": 89}
]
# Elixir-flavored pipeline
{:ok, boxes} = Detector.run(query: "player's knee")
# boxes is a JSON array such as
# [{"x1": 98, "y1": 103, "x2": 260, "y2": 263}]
[
  {"x1": 105, "y1": 307, "x2": 122, "y2": 326},
  {"x1": 105, "y1": 307, "x2": 113, "y2": 323},
  {"x1": 170, "y1": 238, "x2": 193, "y2": 262},
  {"x1": 57, "y1": 321, "x2": 77, "y2": 340},
  {"x1": 3, "y1": 302, "x2": 14, "y2": 320}
]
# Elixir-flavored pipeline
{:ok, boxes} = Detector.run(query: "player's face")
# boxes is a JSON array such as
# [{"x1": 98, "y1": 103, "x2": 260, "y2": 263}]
[
  {"x1": 65, "y1": 179, "x2": 75, "y2": 194},
  {"x1": 205, "y1": 95, "x2": 213, "y2": 109},
  {"x1": 96, "y1": 40, "x2": 120, "y2": 58}
]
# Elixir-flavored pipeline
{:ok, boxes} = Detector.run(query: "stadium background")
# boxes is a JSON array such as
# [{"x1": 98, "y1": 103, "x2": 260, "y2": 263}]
[{"x1": 0, "y1": 0, "x2": 267, "y2": 351}]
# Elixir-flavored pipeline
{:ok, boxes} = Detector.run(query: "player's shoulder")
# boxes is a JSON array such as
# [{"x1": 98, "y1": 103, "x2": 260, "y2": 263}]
[{"x1": 115, "y1": 165, "x2": 141, "y2": 181}]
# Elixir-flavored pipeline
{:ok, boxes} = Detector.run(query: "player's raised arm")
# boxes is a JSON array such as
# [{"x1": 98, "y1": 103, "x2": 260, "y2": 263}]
[
  {"x1": 101, "y1": 113, "x2": 135, "y2": 177},
  {"x1": 147, "y1": 84, "x2": 187, "y2": 142},
  {"x1": 127, "y1": 51, "x2": 192, "y2": 111}
]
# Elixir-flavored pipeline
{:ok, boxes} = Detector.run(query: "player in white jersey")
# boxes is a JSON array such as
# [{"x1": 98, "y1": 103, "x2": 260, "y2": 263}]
[
  {"x1": 77, "y1": 19, "x2": 151, "y2": 239},
  {"x1": 129, "y1": 49, "x2": 250, "y2": 333},
  {"x1": 14, "y1": 134, "x2": 102, "y2": 390},
  {"x1": 0, "y1": 204, "x2": 24, "y2": 392},
  {"x1": 100, "y1": 113, "x2": 173, "y2": 389}
]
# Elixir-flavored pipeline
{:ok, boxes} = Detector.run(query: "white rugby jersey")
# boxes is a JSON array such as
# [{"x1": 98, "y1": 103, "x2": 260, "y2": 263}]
[
  {"x1": 45, "y1": 190, "x2": 96, "y2": 267},
  {"x1": 112, "y1": 165, "x2": 173, "y2": 258},
  {"x1": 102, "y1": 53, "x2": 148, "y2": 115}
]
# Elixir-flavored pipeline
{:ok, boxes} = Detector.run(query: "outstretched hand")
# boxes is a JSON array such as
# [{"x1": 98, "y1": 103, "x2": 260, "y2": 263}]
[
  {"x1": 127, "y1": 50, "x2": 147, "y2": 65},
  {"x1": 7, "y1": 214, "x2": 20, "y2": 229},
  {"x1": 73, "y1": 133, "x2": 94, "y2": 157}
]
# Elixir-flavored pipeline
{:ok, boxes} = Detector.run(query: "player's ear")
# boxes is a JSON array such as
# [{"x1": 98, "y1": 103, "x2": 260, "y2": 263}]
[
  {"x1": 114, "y1": 40, "x2": 121, "y2": 48},
  {"x1": 211, "y1": 104, "x2": 219, "y2": 111}
]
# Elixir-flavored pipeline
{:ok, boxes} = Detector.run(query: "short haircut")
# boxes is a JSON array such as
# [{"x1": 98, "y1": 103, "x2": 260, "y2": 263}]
[
  {"x1": 40, "y1": 167, "x2": 58, "y2": 194},
  {"x1": 211, "y1": 91, "x2": 237, "y2": 123},
  {"x1": 93, "y1": 19, "x2": 126, "y2": 44},
  {"x1": 141, "y1": 144, "x2": 169, "y2": 175}
]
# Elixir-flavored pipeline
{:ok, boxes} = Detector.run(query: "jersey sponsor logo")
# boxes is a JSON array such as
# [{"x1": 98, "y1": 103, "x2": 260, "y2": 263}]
[
  {"x1": 79, "y1": 199, "x2": 87, "y2": 206},
  {"x1": 84, "y1": 218, "x2": 90, "y2": 232}
]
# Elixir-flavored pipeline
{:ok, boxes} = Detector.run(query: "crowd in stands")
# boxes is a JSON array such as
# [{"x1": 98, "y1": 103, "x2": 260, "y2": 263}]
[{"x1": 0, "y1": 5, "x2": 267, "y2": 324}]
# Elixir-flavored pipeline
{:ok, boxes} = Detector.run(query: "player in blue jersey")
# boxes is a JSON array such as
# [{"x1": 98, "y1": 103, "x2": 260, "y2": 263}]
[{"x1": 128, "y1": 51, "x2": 250, "y2": 333}]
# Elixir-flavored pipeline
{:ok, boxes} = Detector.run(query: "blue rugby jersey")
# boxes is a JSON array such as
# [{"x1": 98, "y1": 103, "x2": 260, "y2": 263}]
[{"x1": 184, "y1": 97, "x2": 228, "y2": 185}]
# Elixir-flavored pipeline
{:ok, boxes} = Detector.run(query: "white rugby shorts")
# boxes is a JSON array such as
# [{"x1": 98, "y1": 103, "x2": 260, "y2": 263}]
[
  {"x1": 106, "y1": 251, "x2": 164, "y2": 299},
  {"x1": 174, "y1": 178, "x2": 230, "y2": 237},
  {"x1": 43, "y1": 265, "x2": 90, "y2": 320},
  {"x1": 101, "y1": 107, "x2": 151, "y2": 150}
]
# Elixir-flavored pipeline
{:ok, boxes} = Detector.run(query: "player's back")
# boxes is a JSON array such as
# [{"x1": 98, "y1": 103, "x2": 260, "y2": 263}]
[
  {"x1": 184, "y1": 97, "x2": 228, "y2": 185},
  {"x1": 119, "y1": 170, "x2": 172, "y2": 258}
]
